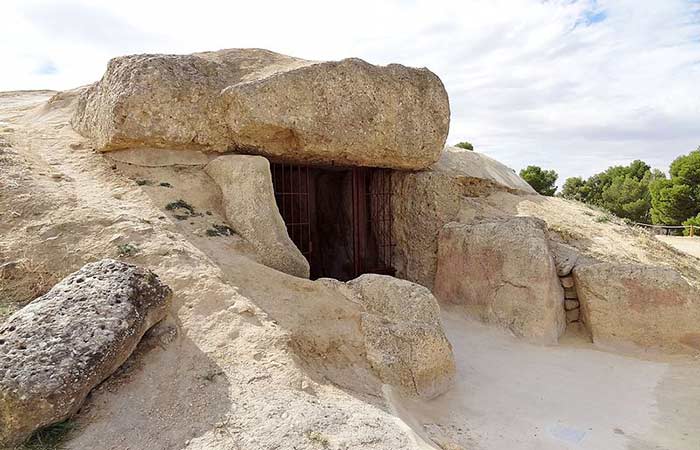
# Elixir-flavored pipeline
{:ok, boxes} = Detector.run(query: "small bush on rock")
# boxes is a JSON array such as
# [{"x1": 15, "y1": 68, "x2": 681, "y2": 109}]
[{"x1": 116, "y1": 243, "x2": 138, "y2": 257}]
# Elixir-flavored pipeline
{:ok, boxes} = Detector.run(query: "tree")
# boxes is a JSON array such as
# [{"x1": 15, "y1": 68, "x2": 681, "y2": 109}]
[
  {"x1": 560, "y1": 160, "x2": 662, "y2": 222},
  {"x1": 454, "y1": 141, "x2": 474, "y2": 151},
  {"x1": 650, "y1": 180, "x2": 697, "y2": 225},
  {"x1": 559, "y1": 150, "x2": 700, "y2": 225},
  {"x1": 601, "y1": 174, "x2": 651, "y2": 223},
  {"x1": 669, "y1": 149, "x2": 700, "y2": 186},
  {"x1": 650, "y1": 149, "x2": 700, "y2": 225},
  {"x1": 519, "y1": 166, "x2": 558, "y2": 196},
  {"x1": 561, "y1": 177, "x2": 585, "y2": 201}
]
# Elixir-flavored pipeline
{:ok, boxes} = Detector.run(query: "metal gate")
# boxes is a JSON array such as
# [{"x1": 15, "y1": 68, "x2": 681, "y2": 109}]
[
  {"x1": 270, "y1": 163, "x2": 312, "y2": 257},
  {"x1": 352, "y1": 167, "x2": 394, "y2": 276},
  {"x1": 270, "y1": 162, "x2": 394, "y2": 279}
]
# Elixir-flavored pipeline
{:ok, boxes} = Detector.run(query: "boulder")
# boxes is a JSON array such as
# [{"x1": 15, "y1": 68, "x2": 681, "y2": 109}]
[
  {"x1": 573, "y1": 263, "x2": 700, "y2": 353},
  {"x1": 347, "y1": 274, "x2": 455, "y2": 399},
  {"x1": 0, "y1": 259, "x2": 171, "y2": 447},
  {"x1": 392, "y1": 147, "x2": 535, "y2": 288},
  {"x1": 71, "y1": 49, "x2": 450, "y2": 170},
  {"x1": 205, "y1": 155, "x2": 310, "y2": 278},
  {"x1": 434, "y1": 217, "x2": 566, "y2": 344},
  {"x1": 549, "y1": 242, "x2": 580, "y2": 277}
]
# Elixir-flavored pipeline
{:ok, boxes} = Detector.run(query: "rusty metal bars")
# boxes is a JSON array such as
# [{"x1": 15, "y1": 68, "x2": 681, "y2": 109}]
[{"x1": 271, "y1": 162, "x2": 312, "y2": 256}]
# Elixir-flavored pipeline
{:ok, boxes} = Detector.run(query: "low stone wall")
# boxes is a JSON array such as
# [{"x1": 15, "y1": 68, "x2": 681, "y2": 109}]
[{"x1": 560, "y1": 275, "x2": 582, "y2": 324}]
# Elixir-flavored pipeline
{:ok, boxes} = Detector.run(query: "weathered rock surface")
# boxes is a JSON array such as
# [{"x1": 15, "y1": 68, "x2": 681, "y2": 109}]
[
  {"x1": 433, "y1": 147, "x2": 536, "y2": 195},
  {"x1": 434, "y1": 217, "x2": 566, "y2": 343},
  {"x1": 205, "y1": 155, "x2": 310, "y2": 278},
  {"x1": 573, "y1": 263, "x2": 700, "y2": 353},
  {"x1": 0, "y1": 259, "x2": 171, "y2": 447},
  {"x1": 105, "y1": 148, "x2": 213, "y2": 167},
  {"x1": 549, "y1": 242, "x2": 580, "y2": 277},
  {"x1": 347, "y1": 274, "x2": 456, "y2": 399},
  {"x1": 71, "y1": 48, "x2": 449, "y2": 170},
  {"x1": 392, "y1": 147, "x2": 535, "y2": 288}
]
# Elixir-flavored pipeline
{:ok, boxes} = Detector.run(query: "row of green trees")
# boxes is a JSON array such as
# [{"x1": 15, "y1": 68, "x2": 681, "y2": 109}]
[{"x1": 517, "y1": 147, "x2": 700, "y2": 231}]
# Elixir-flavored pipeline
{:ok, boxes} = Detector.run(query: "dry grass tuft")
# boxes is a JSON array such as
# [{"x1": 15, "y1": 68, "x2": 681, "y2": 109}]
[{"x1": 0, "y1": 257, "x2": 60, "y2": 321}]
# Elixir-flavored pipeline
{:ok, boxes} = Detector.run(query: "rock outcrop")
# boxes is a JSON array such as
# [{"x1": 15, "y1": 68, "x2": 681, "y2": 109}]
[
  {"x1": 347, "y1": 274, "x2": 456, "y2": 399},
  {"x1": 430, "y1": 147, "x2": 536, "y2": 195},
  {"x1": 392, "y1": 147, "x2": 535, "y2": 288},
  {"x1": 0, "y1": 259, "x2": 171, "y2": 447},
  {"x1": 205, "y1": 155, "x2": 310, "y2": 278},
  {"x1": 71, "y1": 48, "x2": 450, "y2": 170},
  {"x1": 434, "y1": 217, "x2": 566, "y2": 343},
  {"x1": 573, "y1": 263, "x2": 700, "y2": 353}
]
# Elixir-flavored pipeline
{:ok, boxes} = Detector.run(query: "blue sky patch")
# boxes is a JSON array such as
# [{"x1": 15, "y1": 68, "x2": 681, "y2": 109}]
[
  {"x1": 35, "y1": 60, "x2": 58, "y2": 75},
  {"x1": 584, "y1": 9, "x2": 608, "y2": 24}
]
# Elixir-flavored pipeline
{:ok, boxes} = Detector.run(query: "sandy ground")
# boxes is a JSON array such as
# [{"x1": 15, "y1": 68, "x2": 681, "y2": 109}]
[
  {"x1": 657, "y1": 236, "x2": 700, "y2": 260},
  {"x1": 2, "y1": 89, "x2": 700, "y2": 450},
  {"x1": 394, "y1": 310, "x2": 700, "y2": 450}
]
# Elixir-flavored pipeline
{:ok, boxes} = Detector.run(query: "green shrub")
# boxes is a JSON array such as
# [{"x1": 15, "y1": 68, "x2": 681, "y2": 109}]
[{"x1": 117, "y1": 243, "x2": 138, "y2": 257}]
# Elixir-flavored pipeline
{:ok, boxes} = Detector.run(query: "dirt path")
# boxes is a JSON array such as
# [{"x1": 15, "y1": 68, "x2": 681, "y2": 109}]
[
  {"x1": 392, "y1": 310, "x2": 700, "y2": 450},
  {"x1": 657, "y1": 236, "x2": 700, "y2": 260}
]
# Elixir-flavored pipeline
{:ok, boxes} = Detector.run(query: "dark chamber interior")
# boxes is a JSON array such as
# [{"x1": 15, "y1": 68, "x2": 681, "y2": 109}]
[{"x1": 270, "y1": 162, "x2": 394, "y2": 281}]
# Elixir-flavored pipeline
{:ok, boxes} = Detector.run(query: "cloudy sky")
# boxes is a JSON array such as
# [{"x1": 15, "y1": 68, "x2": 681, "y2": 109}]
[{"x1": 2, "y1": 0, "x2": 699, "y2": 184}]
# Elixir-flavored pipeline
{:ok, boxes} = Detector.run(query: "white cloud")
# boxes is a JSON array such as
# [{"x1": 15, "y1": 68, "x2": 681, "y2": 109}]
[{"x1": 1, "y1": 0, "x2": 698, "y2": 184}]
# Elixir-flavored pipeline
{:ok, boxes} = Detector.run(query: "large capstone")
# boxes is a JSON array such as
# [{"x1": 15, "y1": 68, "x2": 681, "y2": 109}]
[
  {"x1": 0, "y1": 259, "x2": 171, "y2": 447},
  {"x1": 71, "y1": 48, "x2": 450, "y2": 170}
]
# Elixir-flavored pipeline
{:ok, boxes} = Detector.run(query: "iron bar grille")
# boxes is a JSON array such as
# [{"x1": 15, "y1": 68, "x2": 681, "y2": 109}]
[
  {"x1": 271, "y1": 161, "x2": 394, "y2": 279},
  {"x1": 362, "y1": 168, "x2": 395, "y2": 275},
  {"x1": 270, "y1": 162, "x2": 311, "y2": 256}
]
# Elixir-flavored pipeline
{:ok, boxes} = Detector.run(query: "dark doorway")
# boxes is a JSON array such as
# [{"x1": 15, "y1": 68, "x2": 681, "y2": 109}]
[{"x1": 271, "y1": 162, "x2": 394, "y2": 281}]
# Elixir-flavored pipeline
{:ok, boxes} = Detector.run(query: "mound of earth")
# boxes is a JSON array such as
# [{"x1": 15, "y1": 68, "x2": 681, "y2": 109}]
[{"x1": 2, "y1": 48, "x2": 700, "y2": 450}]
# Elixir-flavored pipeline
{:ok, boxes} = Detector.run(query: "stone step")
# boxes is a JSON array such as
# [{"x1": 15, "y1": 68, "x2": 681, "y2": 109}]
[
  {"x1": 565, "y1": 299, "x2": 580, "y2": 311},
  {"x1": 559, "y1": 275, "x2": 575, "y2": 288}
]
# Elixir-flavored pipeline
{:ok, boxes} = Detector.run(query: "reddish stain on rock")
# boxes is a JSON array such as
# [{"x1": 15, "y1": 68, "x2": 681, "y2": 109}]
[
  {"x1": 622, "y1": 279, "x2": 685, "y2": 313},
  {"x1": 679, "y1": 333, "x2": 700, "y2": 351}
]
